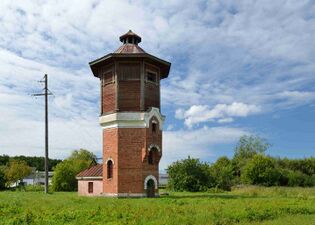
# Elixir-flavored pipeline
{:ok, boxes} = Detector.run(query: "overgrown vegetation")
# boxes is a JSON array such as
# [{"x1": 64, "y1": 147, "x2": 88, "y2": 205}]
[
  {"x1": 0, "y1": 187, "x2": 315, "y2": 225},
  {"x1": 52, "y1": 149, "x2": 96, "y2": 192},
  {"x1": 167, "y1": 135, "x2": 315, "y2": 192}
]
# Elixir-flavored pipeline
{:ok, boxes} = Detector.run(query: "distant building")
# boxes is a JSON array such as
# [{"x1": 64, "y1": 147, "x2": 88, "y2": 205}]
[{"x1": 22, "y1": 168, "x2": 54, "y2": 185}]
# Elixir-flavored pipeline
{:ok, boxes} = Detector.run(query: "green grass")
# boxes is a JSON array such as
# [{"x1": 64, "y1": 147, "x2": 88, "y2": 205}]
[{"x1": 1, "y1": 187, "x2": 315, "y2": 225}]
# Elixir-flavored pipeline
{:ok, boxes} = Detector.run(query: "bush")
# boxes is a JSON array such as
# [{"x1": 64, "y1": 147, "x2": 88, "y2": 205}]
[
  {"x1": 52, "y1": 149, "x2": 96, "y2": 192},
  {"x1": 210, "y1": 157, "x2": 234, "y2": 191},
  {"x1": 52, "y1": 161, "x2": 77, "y2": 191},
  {"x1": 167, "y1": 157, "x2": 213, "y2": 192},
  {"x1": 242, "y1": 155, "x2": 280, "y2": 186},
  {"x1": 287, "y1": 170, "x2": 310, "y2": 187},
  {"x1": 5, "y1": 159, "x2": 32, "y2": 186}
]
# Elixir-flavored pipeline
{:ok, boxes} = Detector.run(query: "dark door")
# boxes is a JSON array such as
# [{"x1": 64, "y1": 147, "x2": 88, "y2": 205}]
[{"x1": 146, "y1": 179, "x2": 155, "y2": 198}]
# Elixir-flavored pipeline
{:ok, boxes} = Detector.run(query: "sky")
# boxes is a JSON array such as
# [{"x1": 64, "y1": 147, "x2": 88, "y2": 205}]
[{"x1": 0, "y1": 0, "x2": 315, "y2": 170}]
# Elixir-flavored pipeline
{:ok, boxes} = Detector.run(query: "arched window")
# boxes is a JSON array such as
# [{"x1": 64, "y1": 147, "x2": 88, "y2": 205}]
[
  {"x1": 152, "y1": 123, "x2": 157, "y2": 133},
  {"x1": 148, "y1": 150, "x2": 154, "y2": 165},
  {"x1": 107, "y1": 160, "x2": 113, "y2": 179}
]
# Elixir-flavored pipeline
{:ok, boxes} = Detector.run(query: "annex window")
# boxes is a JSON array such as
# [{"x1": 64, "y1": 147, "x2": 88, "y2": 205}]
[
  {"x1": 107, "y1": 160, "x2": 113, "y2": 179},
  {"x1": 88, "y1": 182, "x2": 93, "y2": 193},
  {"x1": 147, "y1": 71, "x2": 157, "y2": 83}
]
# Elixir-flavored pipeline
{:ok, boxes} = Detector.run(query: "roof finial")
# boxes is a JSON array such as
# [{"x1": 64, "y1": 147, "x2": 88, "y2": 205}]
[{"x1": 119, "y1": 30, "x2": 142, "y2": 45}]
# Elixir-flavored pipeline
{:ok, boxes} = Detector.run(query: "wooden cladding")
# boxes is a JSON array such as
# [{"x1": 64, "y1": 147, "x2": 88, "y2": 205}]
[
  {"x1": 98, "y1": 61, "x2": 161, "y2": 113},
  {"x1": 103, "y1": 71, "x2": 113, "y2": 85},
  {"x1": 145, "y1": 82, "x2": 160, "y2": 109},
  {"x1": 118, "y1": 63, "x2": 140, "y2": 80},
  {"x1": 102, "y1": 83, "x2": 116, "y2": 113},
  {"x1": 99, "y1": 64, "x2": 114, "y2": 85},
  {"x1": 118, "y1": 81, "x2": 141, "y2": 111}
]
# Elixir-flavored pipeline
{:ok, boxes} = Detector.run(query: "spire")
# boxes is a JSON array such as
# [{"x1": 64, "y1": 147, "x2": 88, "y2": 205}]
[{"x1": 119, "y1": 30, "x2": 142, "y2": 45}]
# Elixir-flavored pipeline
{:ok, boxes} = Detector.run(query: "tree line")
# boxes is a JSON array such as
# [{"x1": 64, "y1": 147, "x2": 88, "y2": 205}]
[
  {"x1": 0, "y1": 149, "x2": 95, "y2": 191},
  {"x1": 167, "y1": 135, "x2": 315, "y2": 192},
  {"x1": 0, "y1": 155, "x2": 61, "y2": 171}
]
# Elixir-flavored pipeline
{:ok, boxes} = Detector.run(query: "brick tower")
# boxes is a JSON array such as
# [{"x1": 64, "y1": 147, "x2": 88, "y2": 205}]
[{"x1": 89, "y1": 30, "x2": 171, "y2": 197}]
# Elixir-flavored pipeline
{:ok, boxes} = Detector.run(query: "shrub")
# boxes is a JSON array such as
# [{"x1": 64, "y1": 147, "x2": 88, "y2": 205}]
[
  {"x1": 52, "y1": 149, "x2": 96, "y2": 192},
  {"x1": 167, "y1": 157, "x2": 213, "y2": 192},
  {"x1": 210, "y1": 157, "x2": 234, "y2": 191},
  {"x1": 242, "y1": 155, "x2": 280, "y2": 186},
  {"x1": 5, "y1": 159, "x2": 32, "y2": 186}
]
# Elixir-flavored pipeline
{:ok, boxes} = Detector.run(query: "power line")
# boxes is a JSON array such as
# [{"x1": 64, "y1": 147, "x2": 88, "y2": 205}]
[{"x1": 32, "y1": 74, "x2": 53, "y2": 194}]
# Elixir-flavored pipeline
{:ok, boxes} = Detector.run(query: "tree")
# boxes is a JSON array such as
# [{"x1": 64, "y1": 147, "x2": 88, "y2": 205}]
[
  {"x1": 51, "y1": 161, "x2": 76, "y2": 191},
  {"x1": 233, "y1": 135, "x2": 271, "y2": 179},
  {"x1": 242, "y1": 155, "x2": 280, "y2": 186},
  {"x1": 5, "y1": 159, "x2": 32, "y2": 186},
  {"x1": 52, "y1": 149, "x2": 96, "y2": 192},
  {"x1": 210, "y1": 157, "x2": 234, "y2": 191},
  {"x1": 167, "y1": 157, "x2": 212, "y2": 192},
  {"x1": 0, "y1": 166, "x2": 7, "y2": 190}
]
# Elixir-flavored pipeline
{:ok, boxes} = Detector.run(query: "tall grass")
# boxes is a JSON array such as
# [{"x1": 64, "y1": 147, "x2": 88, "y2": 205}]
[{"x1": 0, "y1": 186, "x2": 314, "y2": 225}]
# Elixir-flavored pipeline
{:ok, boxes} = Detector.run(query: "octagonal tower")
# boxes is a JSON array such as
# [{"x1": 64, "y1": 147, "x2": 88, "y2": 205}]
[{"x1": 89, "y1": 30, "x2": 171, "y2": 197}]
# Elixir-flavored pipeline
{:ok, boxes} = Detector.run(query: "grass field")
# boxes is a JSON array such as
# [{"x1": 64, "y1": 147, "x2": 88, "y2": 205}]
[{"x1": 0, "y1": 187, "x2": 315, "y2": 225}]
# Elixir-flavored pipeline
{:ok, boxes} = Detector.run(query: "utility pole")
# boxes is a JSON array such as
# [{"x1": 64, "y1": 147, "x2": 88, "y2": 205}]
[{"x1": 32, "y1": 74, "x2": 53, "y2": 194}]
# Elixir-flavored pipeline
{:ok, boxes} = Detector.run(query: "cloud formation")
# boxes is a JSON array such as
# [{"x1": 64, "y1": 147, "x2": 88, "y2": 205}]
[
  {"x1": 0, "y1": 0, "x2": 315, "y2": 168},
  {"x1": 176, "y1": 102, "x2": 261, "y2": 127}
]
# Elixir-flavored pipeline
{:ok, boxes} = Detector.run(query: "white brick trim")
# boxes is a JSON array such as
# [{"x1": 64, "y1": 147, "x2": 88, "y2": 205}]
[
  {"x1": 144, "y1": 175, "x2": 158, "y2": 189},
  {"x1": 148, "y1": 144, "x2": 161, "y2": 152},
  {"x1": 105, "y1": 158, "x2": 114, "y2": 165},
  {"x1": 99, "y1": 107, "x2": 165, "y2": 130}
]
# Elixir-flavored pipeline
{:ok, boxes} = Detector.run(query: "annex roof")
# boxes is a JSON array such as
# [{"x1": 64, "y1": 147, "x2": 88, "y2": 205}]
[{"x1": 76, "y1": 164, "x2": 103, "y2": 179}]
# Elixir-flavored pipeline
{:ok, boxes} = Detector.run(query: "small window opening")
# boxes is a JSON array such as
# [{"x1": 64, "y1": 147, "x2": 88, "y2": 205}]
[
  {"x1": 128, "y1": 37, "x2": 132, "y2": 43},
  {"x1": 148, "y1": 150, "x2": 154, "y2": 165},
  {"x1": 147, "y1": 72, "x2": 157, "y2": 83},
  {"x1": 88, "y1": 182, "x2": 93, "y2": 193},
  {"x1": 152, "y1": 123, "x2": 157, "y2": 133},
  {"x1": 107, "y1": 160, "x2": 113, "y2": 179}
]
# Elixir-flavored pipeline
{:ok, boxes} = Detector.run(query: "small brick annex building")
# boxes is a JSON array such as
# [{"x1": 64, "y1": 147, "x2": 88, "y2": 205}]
[{"x1": 77, "y1": 30, "x2": 171, "y2": 197}]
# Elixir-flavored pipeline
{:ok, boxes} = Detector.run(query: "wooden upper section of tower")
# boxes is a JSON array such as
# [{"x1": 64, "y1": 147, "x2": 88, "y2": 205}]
[{"x1": 89, "y1": 30, "x2": 171, "y2": 115}]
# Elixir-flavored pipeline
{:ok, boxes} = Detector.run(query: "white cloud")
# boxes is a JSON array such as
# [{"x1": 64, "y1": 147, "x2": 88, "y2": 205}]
[
  {"x1": 177, "y1": 102, "x2": 261, "y2": 127},
  {"x1": 161, "y1": 126, "x2": 249, "y2": 169}
]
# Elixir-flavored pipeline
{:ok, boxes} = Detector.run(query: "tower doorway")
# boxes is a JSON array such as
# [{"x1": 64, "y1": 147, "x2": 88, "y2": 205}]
[{"x1": 146, "y1": 179, "x2": 155, "y2": 197}]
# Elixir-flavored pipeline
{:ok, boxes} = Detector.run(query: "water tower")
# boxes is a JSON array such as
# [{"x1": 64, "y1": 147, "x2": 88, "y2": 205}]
[{"x1": 89, "y1": 30, "x2": 171, "y2": 197}]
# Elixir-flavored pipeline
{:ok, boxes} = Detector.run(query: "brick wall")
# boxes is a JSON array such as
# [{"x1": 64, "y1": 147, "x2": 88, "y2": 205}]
[{"x1": 102, "y1": 119, "x2": 162, "y2": 195}]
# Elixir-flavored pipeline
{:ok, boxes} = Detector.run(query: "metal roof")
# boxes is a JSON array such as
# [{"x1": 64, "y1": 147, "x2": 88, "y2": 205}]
[
  {"x1": 114, "y1": 43, "x2": 146, "y2": 54},
  {"x1": 76, "y1": 164, "x2": 102, "y2": 178}
]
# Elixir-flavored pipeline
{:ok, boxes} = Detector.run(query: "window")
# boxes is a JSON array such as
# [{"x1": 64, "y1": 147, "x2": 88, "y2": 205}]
[
  {"x1": 148, "y1": 150, "x2": 154, "y2": 165},
  {"x1": 107, "y1": 160, "x2": 113, "y2": 179},
  {"x1": 152, "y1": 122, "x2": 157, "y2": 133},
  {"x1": 88, "y1": 182, "x2": 93, "y2": 193},
  {"x1": 147, "y1": 72, "x2": 157, "y2": 83}
]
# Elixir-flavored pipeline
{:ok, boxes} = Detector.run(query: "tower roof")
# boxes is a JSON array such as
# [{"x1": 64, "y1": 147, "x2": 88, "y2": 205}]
[
  {"x1": 114, "y1": 43, "x2": 146, "y2": 54},
  {"x1": 89, "y1": 30, "x2": 171, "y2": 78}
]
